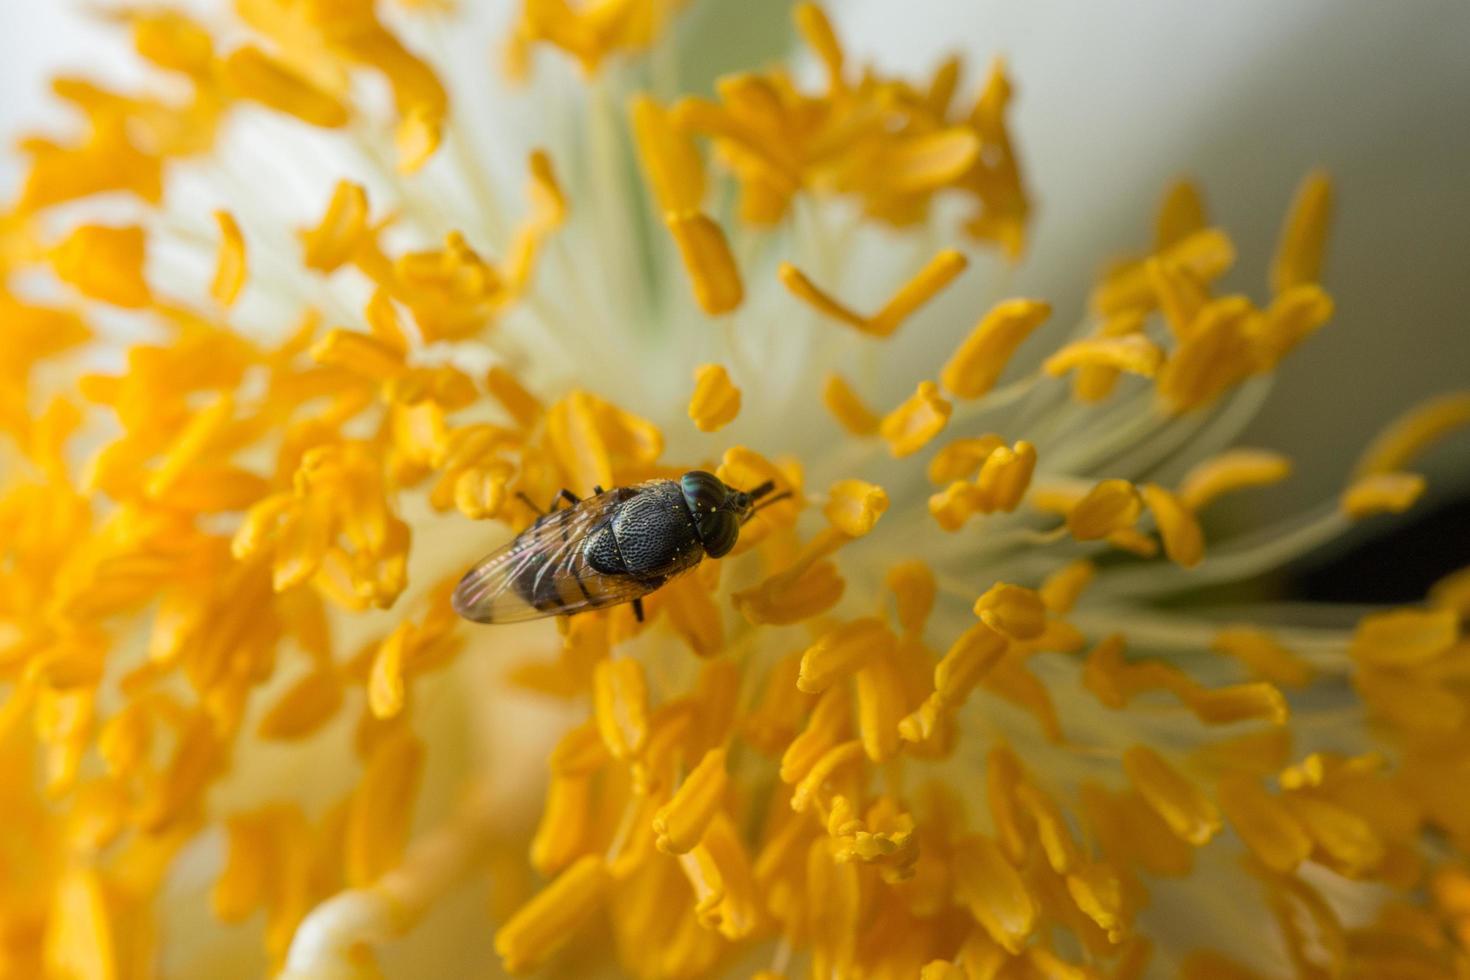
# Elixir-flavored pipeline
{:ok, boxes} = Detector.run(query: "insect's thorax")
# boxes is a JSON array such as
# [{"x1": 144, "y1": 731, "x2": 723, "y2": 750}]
[{"x1": 599, "y1": 480, "x2": 704, "y2": 579}]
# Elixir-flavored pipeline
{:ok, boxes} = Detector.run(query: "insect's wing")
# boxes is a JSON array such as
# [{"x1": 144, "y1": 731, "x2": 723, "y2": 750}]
[{"x1": 451, "y1": 495, "x2": 656, "y2": 623}]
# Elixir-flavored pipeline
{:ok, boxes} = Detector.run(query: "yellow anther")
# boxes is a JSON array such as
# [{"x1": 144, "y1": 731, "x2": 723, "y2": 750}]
[
  {"x1": 972, "y1": 584, "x2": 1047, "y2": 640},
  {"x1": 733, "y1": 560, "x2": 844, "y2": 626},
  {"x1": 1340, "y1": 471, "x2": 1426, "y2": 519},
  {"x1": 1146, "y1": 255, "x2": 1210, "y2": 339},
  {"x1": 666, "y1": 211, "x2": 744, "y2": 315},
  {"x1": 951, "y1": 834, "x2": 1036, "y2": 954},
  {"x1": 653, "y1": 747, "x2": 728, "y2": 854},
  {"x1": 1155, "y1": 179, "x2": 1207, "y2": 249},
  {"x1": 495, "y1": 856, "x2": 611, "y2": 974},
  {"x1": 1354, "y1": 391, "x2": 1470, "y2": 477},
  {"x1": 210, "y1": 210, "x2": 246, "y2": 308},
  {"x1": 1350, "y1": 608, "x2": 1457, "y2": 667},
  {"x1": 927, "y1": 435, "x2": 1004, "y2": 484},
  {"x1": 973, "y1": 440, "x2": 1036, "y2": 513},
  {"x1": 780, "y1": 250, "x2": 967, "y2": 338},
  {"x1": 885, "y1": 560, "x2": 936, "y2": 635},
  {"x1": 1072, "y1": 310, "x2": 1146, "y2": 403},
  {"x1": 1211, "y1": 628, "x2": 1316, "y2": 688},
  {"x1": 1043, "y1": 334, "x2": 1162, "y2": 380},
  {"x1": 823, "y1": 479, "x2": 889, "y2": 537},
  {"x1": 1066, "y1": 479, "x2": 1142, "y2": 541},
  {"x1": 301, "y1": 180, "x2": 370, "y2": 273},
  {"x1": 344, "y1": 729, "x2": 424, "y2": 886},
  {"x1": 939, "y1": 299, "x2": 1051, "y2": 399},
  {"x1": 1092, "y1": 227, "x2": 1235, "y2": 316},
  {"x1": 1178, "y1": 449, "x2": 1291, "y2": 511},
  {"x1": 1271, "y1": 169, "x2": 1333, "y2": 294},
  {"x1": 798, "y1": 618, "x2": 895, "y2": 694},
  {"x1": 688, "y1": 363, "x2": 742, "y2": 432},
  {"x1": 1217, "y1": 775, "x2": 1311, "y2": 874},
  {"x1": 1040, "y1": 560, "x2": 1095, "y2": 614},
  {"x1": 822, "y1": 374, "x2": 880, "y2": 435},
  {"x1": 1123, "y1": 745, "x2": 1221, "y2": 846},
  {"x1": 630, "y1": 94, "x2": 705, "y2": 214},
  {"x1": 1140, "y1": 483, "x2": 1203, "y2": 568},
  {"x1": 880, "y1": 381, "x2": 952, "y2": 458},
  {"x1": 593, "y1": 657, "x2": 650, "y2": 760},
  {"x1": 50, "y1": 224, "x2": 151, "y2": 308},
  {"x1": 1253, "y1": 284, "x2": 1334, "y2": 366},
  {"x1": 223, "y1": 46, "x2": 350, "y2": 128}
]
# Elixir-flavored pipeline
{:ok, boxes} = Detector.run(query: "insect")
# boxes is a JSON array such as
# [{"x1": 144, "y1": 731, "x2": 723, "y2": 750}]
[{"x1": 451, "y1": 471, "x2": 788, "y2": 624}]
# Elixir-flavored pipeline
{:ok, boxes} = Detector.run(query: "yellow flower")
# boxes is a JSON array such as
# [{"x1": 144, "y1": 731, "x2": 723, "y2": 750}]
[{"x1": 2, "y1": 3, "x2": 1469, "y2": 979}]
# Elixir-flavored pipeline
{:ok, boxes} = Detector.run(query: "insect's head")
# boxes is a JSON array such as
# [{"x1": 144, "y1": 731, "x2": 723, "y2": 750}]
[{"x1": 680, "y1": 471, "x2": 790, "y2": 559}]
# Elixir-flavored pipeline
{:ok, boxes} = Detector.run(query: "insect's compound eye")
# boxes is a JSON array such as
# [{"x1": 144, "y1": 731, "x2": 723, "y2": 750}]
[
  {"x1": 680, "y1": 470, "x2": 729, "y2": 517},
  {"x1": 698, "y1": 511, "x2": 740, "y2": 558},
  {"x1": 681, "y1": 470, "x2": 742, "y2": 556}
]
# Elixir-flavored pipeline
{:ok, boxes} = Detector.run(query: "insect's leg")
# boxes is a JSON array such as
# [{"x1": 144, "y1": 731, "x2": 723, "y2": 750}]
[
  {"x1": 632, "y1": 597, "x2": 645, "y2": 623},
  {"x1": 593, "y1": 485, "x2": 605, "y2": 495},
  {"x1": 546, "y1": 490, "x2": 579, "y2": 514},
  {"x1": 515, "y1": 492, "x2": 545, "y2": 517}
]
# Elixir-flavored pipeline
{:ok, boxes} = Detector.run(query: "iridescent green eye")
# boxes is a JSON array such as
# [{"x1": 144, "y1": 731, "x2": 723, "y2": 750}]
[
  {"x1": 698, "y1": 511, "x2": 740, "y2": 558},
  {"x1": 680, "y1": 470, "x2": 741, "y2": 556}
]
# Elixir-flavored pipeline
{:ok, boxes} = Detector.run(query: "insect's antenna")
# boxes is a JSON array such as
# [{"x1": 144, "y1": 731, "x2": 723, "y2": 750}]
[
  {"x1": 747, "y1": 480, "x2": 777, "y2": 501},
  {"x1": 752, "y1": 491, "x2": 793, "y2": 513}
]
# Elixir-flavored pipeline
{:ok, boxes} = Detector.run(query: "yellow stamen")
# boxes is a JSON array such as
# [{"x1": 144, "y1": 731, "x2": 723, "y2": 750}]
[
  {"x1": 653, "y1": 747, "x2": 728, "y2": 854},
  {"x1": 885, "y1": 560, "x2": 936, "y2": 635},
  {"x1": 257, "y1": 670, "x2": 342, "y2": 740},
  {"x1": 530, "y1": 773, "x2": 591, "y2": 875},
  {"x1": 1043, "y1": 335, "x2": 1162, "y2": 380},
  {"x1": 880, "y1": 381, "x2": 952, "y2": 457},
  {"x1": 972, "y1": 584, "x2": 1047, "y2": 641},
  {"x1": 594, "y1": 657, "x2": 650, "y2": 760},
  {"x1": 1270, "y1": 170, "x2": 1333, "y2": 294},
  {"x1": 733, "y1": 560, "x2": 843, "y2": 626},
  {"x1": 1354, "y1": 391, "x2": 1470, "y2": 477},
  {"x1": 793, "y1": 2, "x2": 845, "y2": 89},
  {"x1": 927, "y1": 435, "x2": 1004, "y2": 484},
  {"x1": 50, "y1": 224, "x2": 151, "y2": 308},
  {"x1": 1123, "y1": 745, "x2": 1221, "y2": 846},
  {"x1": 211, "y1": 210, "x2": 246, "y2": 308},
  {"x1": 798, "y1": 618, "x2": 895, "y2": 694},
  {"x1": 1140, "y1": 483, "x2": 1203, "y2": 567},
  {"x1": 1217, "y1": 775, "x2": 1311, "y2": 874},
  {"x1": 688, "y1": 363, "x2": 741, "y2": 432},
  {"x1": 1340, "y1": 471, "x2": 1426, "y2": 519},
  {"x1": 1040, "y1": 560, "x2": 1095, "y2": 614},
  {"x1": 1252, "y1": 284, "x2": 1333, "y2": 366},
  {"x1": 301, "y1": 180, "x2": 370, "y2": 273},
  {"x1": 1430, "y1": 565, "x2": 1470, "y2": 617},
  {"x1": 855, "y1": 652, "x2": 906, "y2": 762},
  {"x1": 1072, "y1": 310, "x2": 1146, "y2": 403},
  {"x1": 495, "y1": 856, "x2": 610, "y2": 974},
  {"x1": 659, "y1": 213, "x2": 743, "y2": 316},
  {"x1": 939, "y1": 299, "x2": 1051, "y2": 399},
  {"x1": 1155, "y1": 179, "x2": 1207, "y2": 249},
  {"x1": 823, "y1": 479, "x2": 889, "y2": 536},
  {"x1": 952, "y1": 834, "x2": 1036, "y2": 954},
  {"x1": 973, "y1": 440, "x2": 1037, "y2": 514},
  {"x1": 1211, "y1": 628, "x2": 1316, "y2": 688},
  {"x1": 630, "y1": 94, "x2": 705, "y2": 214},
  {"x1": 1066, "y1": 479, "x2": 1142, "y2": 541},
  {"x1": 223, "y1": 46, "x2": 350, "y2": 128},
  {"x1": 779, "y1": 250, "x2": 967, "y2": 338},
  {"x1": 1092, "y1": 228, "x2": 1235, "y2": 316},
  {"x1": 1350, "y1": 608, "x2": 1457, "y2": 667},
  {"x1": 344, "y1": 728, "x2": 424, "y2": 886},
  {"x1": 821, "y1": 374, "x2": 880, "y2": 436},
  {"x1": 1178, "y1": 449, "x2": 1292, "y2": 512}
]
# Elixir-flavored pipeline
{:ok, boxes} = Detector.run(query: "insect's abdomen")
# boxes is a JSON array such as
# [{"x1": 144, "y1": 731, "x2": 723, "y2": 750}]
[{"x1": 608, "y1": 480, "x2": 704, "y2": 578}]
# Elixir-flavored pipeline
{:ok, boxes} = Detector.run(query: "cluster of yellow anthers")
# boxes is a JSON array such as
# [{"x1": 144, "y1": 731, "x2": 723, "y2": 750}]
[{"x1": 3, "y1": 0, "x2": 1470, "y2": 978}]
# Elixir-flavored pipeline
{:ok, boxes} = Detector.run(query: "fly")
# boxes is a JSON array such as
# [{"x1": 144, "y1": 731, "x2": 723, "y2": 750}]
[{"x1": 451, "y1": 471, "x2": 789, "y2": 624}]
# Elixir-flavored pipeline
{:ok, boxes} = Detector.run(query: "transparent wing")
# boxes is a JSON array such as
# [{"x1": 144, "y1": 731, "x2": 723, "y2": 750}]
[{"x1": 451, "y1": 492, "x2": 658, "y2": 624}]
